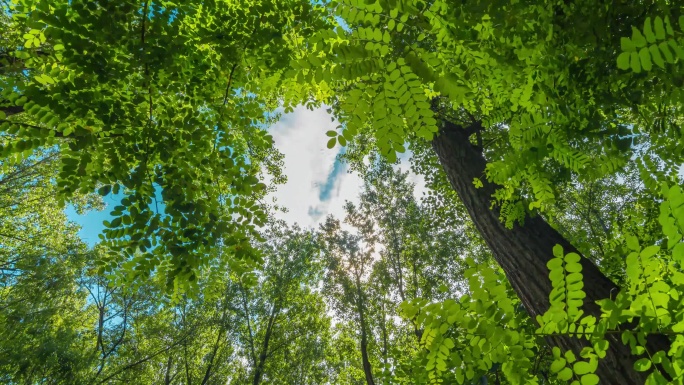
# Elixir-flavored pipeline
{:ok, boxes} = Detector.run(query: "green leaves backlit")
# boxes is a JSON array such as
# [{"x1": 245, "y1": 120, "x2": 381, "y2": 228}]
[{"x1": 617, "y1": 16, "x2": 684, "y2": 72}]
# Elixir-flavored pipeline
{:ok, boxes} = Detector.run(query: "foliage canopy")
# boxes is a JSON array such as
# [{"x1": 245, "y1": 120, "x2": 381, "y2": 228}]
[{"x1": 2, "y1": 0, "x2": 684, "y2": 384}]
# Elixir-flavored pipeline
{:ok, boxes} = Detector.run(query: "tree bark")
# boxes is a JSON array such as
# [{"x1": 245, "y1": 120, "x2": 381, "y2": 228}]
[
  {"x1": 200, "y1": 327, "x2": 225, "y2": 385},
  {"x1": 164, "y1": 354, "x2": 174, "y2": 385},
  {"x1": 356, "y1": 277, "x2": 376, "y2": 385},
  {"x1": 430, "y1": 118, "x2": 667, "y2": 385},
  {"x1": 252, "y1": 303, "x2": 279, "y2": 385}
]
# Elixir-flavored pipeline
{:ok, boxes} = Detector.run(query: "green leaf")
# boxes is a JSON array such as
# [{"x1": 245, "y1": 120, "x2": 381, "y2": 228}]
[
  {"x1": 553, "y1": 244, "x2": 564, "y2": 258},
  {"x1": 617, "y1": 52, "x2": 631, "y2": 69},
  {"x1": 620, "y1": 37, "x2": 635, "y2": 52},
  {"x1": 550, "y1": 358, "x2": 566, "y2": 373},
  {"x1": 659, "y1": 42, "x2": 675, "y2": 63},
  {"x1": 640, "y1": 245, "x2": 660, "y2": 258},
  {"x1": 564, "y1": 253, "x2": 581, "y2": 264},
  {"x1": 558, "y1": 367, "x2": 573, "y2": 381},
  {"x1": 654, "y1": 16, "x2": 665, "y2": 40},
  {"x1": 547, "y1": 257, "x2": 563, "y2": 271},
  {"x1": 634, "y1": 358, "x2": 652, "y2": 372},
  {"x1": 668, "y1": 40, "x2": 684, "y2": 60},
  {"x1": 98, "y1": 185, "x2": 112, "y2": 196},
  {"x1": 630, "y1": 52, "x2": 642, "y2": 73},
  {"x1": 565, "y1": 263, "x2": 582, "y2": 273},
  {"x1": 326, "y1": 130, "x2": 337, "y2": 137},
  {"x1": 386, "y1": 149, "x2": 397, "y2": 163},
  {"x1": 326, "y1": 138, "x2": 336, "y2": 149},
  {"x1": 665, "y1": 16, "x2": 675, "y2": 35},
  {"x1": 626, "y1": 234, "x2": 640, "y2": 251},
  {"x1": 643, "y1": 17, "x2": 655, "y2": 43},
  {"x1": 631, "y1": 27, "x2": 647, "y2": 47},
  {"x1": 649, "y1": 45, "x2": 665, "y2": 68},
  {"x1": 673, "y1": 243, "x2": 684, "y2": 263},
  {"x1": 593, "y1": 340, "x2": 609, "y2": 354},
  {"x1": 673, "y1": 321, "x2": 684, "y2": 333},
  {"x1": 581, "y1": 374, "x2": 600, "y2": 385},
  {"x1": 573, "y1": 361, "x2": 592, "y2": 375},
  {"x1": 455, "y1": 367, "x2": 464, "y2": 383},
  {"x1": 565, "y1": 350, "x2": 577, "y2": 363},
  {"x1": 639, "y1": 47, "x2": 652, "y2": 71}
]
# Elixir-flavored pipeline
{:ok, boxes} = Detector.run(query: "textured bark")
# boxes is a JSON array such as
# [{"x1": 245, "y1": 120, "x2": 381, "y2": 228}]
[{"x1": 430, "y1": 119, "x2": 667, "y2": 385}]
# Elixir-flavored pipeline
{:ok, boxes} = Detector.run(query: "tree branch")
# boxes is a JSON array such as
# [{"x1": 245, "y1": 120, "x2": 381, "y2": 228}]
[
  {"x1": 97, "y1": 332, "x2": 192, "y2": 384},
  {"x1": 0, "y1": 105, "x2": 23, "y2": 116}
]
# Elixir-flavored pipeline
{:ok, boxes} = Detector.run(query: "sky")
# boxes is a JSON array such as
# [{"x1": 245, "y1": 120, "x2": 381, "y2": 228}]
[{"x1": 66, "y1": 106, "x2": 426, "y2": 245}]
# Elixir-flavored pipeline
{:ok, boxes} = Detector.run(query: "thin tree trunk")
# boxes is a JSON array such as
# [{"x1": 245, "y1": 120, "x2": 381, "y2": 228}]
[
  {"x1": 240, "y1": 285, "x2": 258, "y2": 369},
  {"x1": 430, "y1": 118, "x2": 669, "y2": 385},
  {"x1": 355, "y1": 277, "x2": 376, "y2": 385},
  {"x1": 164, "y1": 354, "x2": 174, "y2": 385},
  {"x1": 183, "y1": 341, "x2": 193, "y2": 385},
  {"x1": 380, "y1": 300, "x2": 389, "y2": 385},
  {"x1": 252, "y1": 303, "x2": 280, "y2": 385},
  {"x1": 181, "y1": 307, "x2": 193, "y2": 385},
  {"x1": 200, "y1": 327, "x2": 225, "y2": 385}
]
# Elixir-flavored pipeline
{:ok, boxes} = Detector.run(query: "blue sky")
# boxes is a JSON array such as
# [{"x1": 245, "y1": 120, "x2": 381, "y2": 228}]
[
  {"x1": 66, "y1": 106, "x2": 425, "y2": 245},
  {"x1": 65, "y1": 193, "x2": 123, "y2": 246}
]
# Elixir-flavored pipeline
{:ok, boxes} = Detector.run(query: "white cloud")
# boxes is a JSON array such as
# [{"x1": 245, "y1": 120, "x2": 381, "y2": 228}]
[
  {"x1": 267, "y1": 106, "x2": 363, "y2": 229},
  {"x1": 267, "y1": 106, "x2": 429, "y2": 230},
  {"x1": 398, "y1": 151, "x2": 428, "y2": 202}
]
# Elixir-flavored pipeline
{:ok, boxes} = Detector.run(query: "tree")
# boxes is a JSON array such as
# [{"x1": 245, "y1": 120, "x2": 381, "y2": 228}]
[
  {"x1": 320, "y1": 209, "x2": 379, "y2": 385},
  {"x1": 319, "y1": 163, "x2": 473, "y2": 385},
  {"x1": 0, "y1": 0, "x2": 328, "y2": 286},
  {"x1": 0, "y1": 151, "x2": 96, "y2": 384},
  {"x1": 358, "y1": 160, "x2": 471, "y2": 305},
  {"x1": 3, "y1": 0, "x2": 684, "y2": 384},
  {"x1": 231, "y1": 221, "x2": 331, "y2": 385},
  {"x1": 290, "y1": 1, "x2": 684, "y2": 383}
]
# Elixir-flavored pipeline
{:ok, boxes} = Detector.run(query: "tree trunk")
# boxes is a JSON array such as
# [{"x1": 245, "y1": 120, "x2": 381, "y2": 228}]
[
  {"x1": 380, "y1": 300, "x2": 389, "y2": 385},
  {"x1": 430, "y1": 119, "x2": 667, "y2": 384},
  {"x1": 253, "y1": 303, "x2": 279, "y2": 385},
  {"x1": 164, "y1": 354, "x2": 174, "y2": 385},
  {"x1": 200, "y1": 327, "x2": 225, "y2": 385},
  {"x1": 356, "y1": 278, "x2": 376, "y2": 385}
]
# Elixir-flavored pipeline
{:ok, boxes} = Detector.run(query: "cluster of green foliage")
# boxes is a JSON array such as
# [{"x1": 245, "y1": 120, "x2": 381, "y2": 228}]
[
  {"x1": 0, "y1": 153, "x2": 335, "y2": 384},
  {"x1": 1, "y1": 0, "x2": 332, "y2": 290},
  {"x1": 3, "y1": 0, "x2": 684, "y2": 384},
  {"x1": 617, "y1": 16, "x2": 684, "y2": 73}
]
